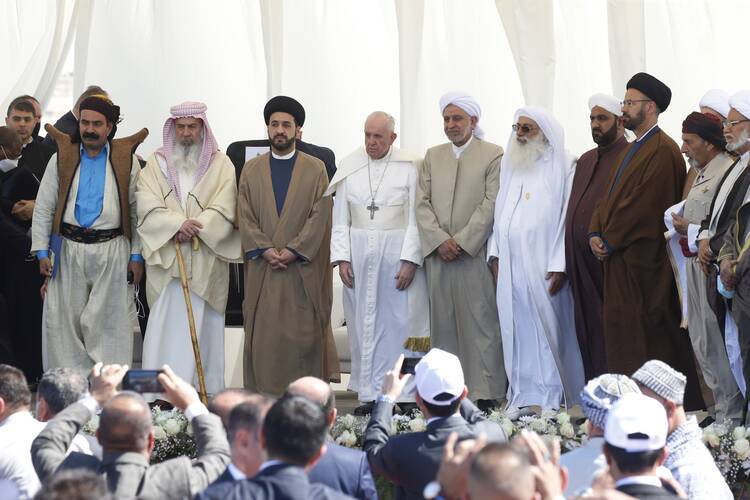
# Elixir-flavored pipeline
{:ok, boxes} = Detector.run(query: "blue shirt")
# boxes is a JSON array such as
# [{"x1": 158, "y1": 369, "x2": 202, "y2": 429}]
[{"x1": 75, "y1": 143, "x2": 108, "y2": 228}]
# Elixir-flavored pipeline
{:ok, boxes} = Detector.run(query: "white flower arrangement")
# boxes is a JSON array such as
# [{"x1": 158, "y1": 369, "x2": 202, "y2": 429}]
[
  {"x1": 702, "y1": 421, "x2": 749, "y2": 488},
  {"x1": 83, "y1": 406, "x2": 196, "y2": 464}
]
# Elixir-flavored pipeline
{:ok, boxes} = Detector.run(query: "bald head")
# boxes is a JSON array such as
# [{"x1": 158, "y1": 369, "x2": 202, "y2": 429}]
[
  {"x1": 469, "y1": 443, "x2": 535, "y2": 500},
  {"x1": 98, "y1": 392, "x2": 152, "y2": 454},
  {"x1": 286, "y1": 377, "x2": 335, "y2": 423},
  {"x1": 209, "y1": 388, "x2": 257, "y2": 427}
]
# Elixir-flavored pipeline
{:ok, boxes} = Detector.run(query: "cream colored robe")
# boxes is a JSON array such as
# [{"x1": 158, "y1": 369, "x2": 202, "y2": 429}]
[
  {"x1": 239, "y1": 151, "x2": 339, "y2": 396},
  {"x1": 416, "y1": 138, "x2": 506, "y2": 401},
  {"x1": 136, "y1": 152, "x2": 241, "y2": 313}
]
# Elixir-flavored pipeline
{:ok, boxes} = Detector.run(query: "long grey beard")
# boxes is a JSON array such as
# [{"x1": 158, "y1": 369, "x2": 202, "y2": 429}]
[
  {"x1": 506, "y1": 134, "x2": 550, "y2": 170},
  {"x1": 173, "y1": 141, "x2": 201, "y2": 174}
]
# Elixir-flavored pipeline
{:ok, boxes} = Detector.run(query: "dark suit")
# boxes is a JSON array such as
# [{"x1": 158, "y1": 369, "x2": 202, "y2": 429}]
[
  {"x1": 31, "y1": 402, "x2": 230, "y2": 499},
  {"x1": 617, "y1": 482, "x2": 678, "y2": 499},
  {"x1": 364, "y1": 399, "x2": 506, "y2": 500},
  {"x1": 309, "y1": 442, "x2": 377, "y2": 500},
  {"x1": 42, "y1": 110, "x2": 78, "y2": 149},
  {"x1": 196, "y1": 462, "x2": 355, "y2": 500}
]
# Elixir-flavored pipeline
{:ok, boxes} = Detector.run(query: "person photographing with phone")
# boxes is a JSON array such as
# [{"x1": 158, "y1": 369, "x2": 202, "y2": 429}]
[
  {"x1": 363, "y1": 350, "x2": 506, "y2": 500},
  {"x1": 30, "y1": 362, "x2": 230, "y2": 499}
]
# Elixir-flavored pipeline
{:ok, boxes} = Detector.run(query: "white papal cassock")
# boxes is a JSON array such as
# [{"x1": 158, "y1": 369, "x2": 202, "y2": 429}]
[
  {"x1": 328, "y1": 146, "x2": 429, "y2": 402},
  {"x1": 488, "y1": 106, "x2": 585, "y2": 410},
  {"x1": 136, "y1": 152, "x2": 241, "y2": 395}
]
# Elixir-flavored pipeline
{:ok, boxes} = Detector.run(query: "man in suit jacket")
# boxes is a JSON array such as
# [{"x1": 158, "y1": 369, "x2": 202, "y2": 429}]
[
  {"x1": 31, "y1": 363, "x2": 230, "y2": 499},
  {"x1": 42, "y1": 85, "x2": 109, "y2": 150},
  {"x1": 363, "y1": 350, "x2": 506, "y2": 500},
  {"x1": 197, "y1": 396, "x2": 353, "y2": 500},
  {"x1": 604, "y1": 394, "x2": 678, "y2": 499},
  {"x1": 287, "y1": 377, "x2": 377, "y2": 500}
]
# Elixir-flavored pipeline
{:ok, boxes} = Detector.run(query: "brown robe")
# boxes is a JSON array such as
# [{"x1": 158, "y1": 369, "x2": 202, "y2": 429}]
[
  {"x1": 565, "y1": 135, "x2": 628, "y2": 380},
  {"x1": 238, "y1": 151, "x2": 339, "y2": 395},
  {"x1": 589, "y1": 128, "x2": 704, "y2": 410}
]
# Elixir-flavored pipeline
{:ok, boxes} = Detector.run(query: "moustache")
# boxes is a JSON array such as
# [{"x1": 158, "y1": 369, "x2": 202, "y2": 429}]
[{"x1": 82, "y1": 132, "x2": 100, "y2": 140}]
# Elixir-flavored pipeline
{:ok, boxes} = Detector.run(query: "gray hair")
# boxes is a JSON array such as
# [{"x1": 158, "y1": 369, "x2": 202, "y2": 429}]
[
  {"x1": 38, "y1": 368, "x2": 88, "y2": 415},
  {"x1": 366, "y1": 111, "x2": 396, "y2": 134}
]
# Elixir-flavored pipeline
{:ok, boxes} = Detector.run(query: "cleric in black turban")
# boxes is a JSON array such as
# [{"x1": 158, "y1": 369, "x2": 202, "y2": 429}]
[
  {"x1": 627, "y1": 72, "x2": 672, "y2": 112},
  {"x1": 263, "y1": 95, "x2": 305, "y2": 127}
]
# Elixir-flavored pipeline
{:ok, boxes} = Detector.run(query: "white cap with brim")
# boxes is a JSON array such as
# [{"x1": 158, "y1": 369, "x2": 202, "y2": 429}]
[
  {"x1": 604, "y1": 393, "x2": 668, "y2": 453},
  {"x1": 414, "y1": 348, "x2": 465, "y2": 406}
]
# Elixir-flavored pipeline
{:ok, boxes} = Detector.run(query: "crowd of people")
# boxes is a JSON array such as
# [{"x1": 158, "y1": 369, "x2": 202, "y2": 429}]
[
  {"x1": 0, "y1": 351, "x2": 736, "y2": 499},
  {"x1": 1, "y1": 68, "x2": 750, "y2": 497}
]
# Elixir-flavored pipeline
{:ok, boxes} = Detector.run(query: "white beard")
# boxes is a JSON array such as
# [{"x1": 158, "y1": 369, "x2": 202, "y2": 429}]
[
  {"x1": 506, "y1": 133, "x2": 550, "y2": 170},
  {"x1": 727, "y1": 128, "x2": 750, "y2": 153},
  {"x1": 173, "y1": 141, "x2": 201, "y2": 175}
]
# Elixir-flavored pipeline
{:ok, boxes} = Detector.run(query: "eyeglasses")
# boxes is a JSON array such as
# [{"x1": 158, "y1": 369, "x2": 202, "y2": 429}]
[
  {"x1": 620, "y1": 99, "x2": 652, "y2": 107},
  {"x1": 723, "y1": 119, "x2": 750, "y2": 128},
  {"x1": 512, "y1": 123, "x2": 538, "y2": 134}
]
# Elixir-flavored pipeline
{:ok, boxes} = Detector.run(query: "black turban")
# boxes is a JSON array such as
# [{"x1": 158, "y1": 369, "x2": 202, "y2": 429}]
[
  {"x1": 682, "y1": 111, "x2": 726, "y2": 151},
  {"x1": 264, "y1": 95, "x2": 305, "y2": 127},
  {"x1": 74, "y1": 95, "x2": 121, "y2": 142},
  {"x1": 626, "y1": 72, "x2": 672, "y2": 112}
]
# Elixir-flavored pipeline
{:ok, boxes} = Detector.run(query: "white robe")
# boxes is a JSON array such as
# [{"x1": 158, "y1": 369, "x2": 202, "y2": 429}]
[
  {"x1": 329, "y1": 146, "x2": 429, "y2": 402},
  {"x1": 488, "y1": 150, "x2": 584, "y2": 408},
  {"x1": 136, "y1": 152, "x2": 241, "y2": 395}
]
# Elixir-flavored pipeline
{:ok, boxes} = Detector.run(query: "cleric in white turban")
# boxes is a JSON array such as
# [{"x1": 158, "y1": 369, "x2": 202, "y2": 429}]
[
  {"x1": 699, "y1": 89, "x2": 730, "y2": 119},
  {"x1": 136, "y1": 101, "x2": 242, "y2": 395}
]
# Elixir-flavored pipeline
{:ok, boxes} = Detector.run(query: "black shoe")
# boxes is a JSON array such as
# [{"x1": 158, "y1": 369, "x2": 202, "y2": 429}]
[
  {"x1": 150, "y1": 399, "x2": 174, "y2": 411},
  {"x1": 476, "y1": 399, "x2": 500, "y2": 413},
  {"x1": 353, "y1": 401, "x2": 375, "y2": 416},
  {"x1": 398, "y1": 402, "x2": 418, "y2": 415}
]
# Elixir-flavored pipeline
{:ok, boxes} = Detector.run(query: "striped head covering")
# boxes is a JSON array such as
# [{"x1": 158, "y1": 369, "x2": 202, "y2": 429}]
[{"x1": 156, "y1": 101, "x2": 219, "y2": 202}]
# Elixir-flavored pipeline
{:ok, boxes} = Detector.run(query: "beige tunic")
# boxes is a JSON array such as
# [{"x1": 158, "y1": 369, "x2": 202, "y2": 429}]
[
  {"x1": 416, "y1": 138, "x2": 506, "y2": 400},
  {"x1": 239, "y1": 151, "x2": 339, "y2": 395}
]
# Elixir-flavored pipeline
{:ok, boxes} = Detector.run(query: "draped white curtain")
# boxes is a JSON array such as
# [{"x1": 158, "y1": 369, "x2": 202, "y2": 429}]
[{"x1": 3, "y1": 0, "x2": 750, "y2": 159}]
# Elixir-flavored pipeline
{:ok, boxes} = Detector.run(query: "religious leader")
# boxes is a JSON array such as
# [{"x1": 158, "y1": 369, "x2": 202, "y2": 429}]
[
  {"x1": 239, "y1": 96, "x2": 339, "y2": 396},
  {"x1": 136, "y1": 102, "x2": 241, "y2": 395},
  {"x1": 328, "y1": 111, "x2": 429, "y2": 414}
]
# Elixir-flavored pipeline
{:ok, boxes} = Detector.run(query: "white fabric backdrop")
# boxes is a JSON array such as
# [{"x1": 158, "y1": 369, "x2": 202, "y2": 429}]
[{"x1": 3, "y1": 0, "x2": 750, "y2": 160}]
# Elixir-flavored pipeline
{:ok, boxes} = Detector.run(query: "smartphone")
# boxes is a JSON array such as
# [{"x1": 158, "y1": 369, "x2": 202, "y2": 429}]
[
  {"x1": 122, "y1": 369, "x2": 163, "y2": 393},
  {"x1": 400, "y1": 357, "x2": 421, "y2": 375}
]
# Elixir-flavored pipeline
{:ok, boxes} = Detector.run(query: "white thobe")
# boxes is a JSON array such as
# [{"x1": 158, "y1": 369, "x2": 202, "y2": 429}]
[
  {"x1": 488, "y1": 152, "x2": 584, "y2": 408},
  {"x1": 329, "y1": 146, "x2": 429, "y2": 402},
  {"x1": 137, "y1": 152, "x2": 241, "y2": 395}
]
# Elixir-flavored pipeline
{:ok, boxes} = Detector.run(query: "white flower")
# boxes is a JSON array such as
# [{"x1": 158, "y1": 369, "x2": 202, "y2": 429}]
[
  {"x1": 703, "y1": 430, "x2": 720, "y2": 448},
  {"x1": 733, "y1": 427, "x2": 748, "y2": 440},
  {"x1": 87, "y1": 414, "x2": 100, "y2": 432},
  {"x1": 408, "y1": 417, "x2": 427, "y2": 432},
  {"x1": 734, "y1": 438, "x2": 750, "y2": 459},
  {"x1": 154, "y1": 411, "x2": 170, "y2": 426},
  {"x1": 500, "y1": 419, "x2": 515, "y2": 438},
  {"x1": 335, "y1": 430, "x2": 357, "y2": 447},
  {"x1": 560, "y1": 423, "x2": 576, "y2": 439},
  {"x1": 556, "y1": 412, "x2": 571, "y2": 425},
  {"x1": 541, "y1": 409, "x2": 556, "y2": 420},
  {"x1": 153, "y1": 426, "x2": 167, "y2": 440},
  {"x1": 164, "y1": 418, "x2": 181, "y2": 436},
  {"x1": 341, "y1": 414, "x2": 356, "y2": 428},
  {"x1": 714, "y1": 424, "x2": 728, "y2": 437},
  {"x1": 529, "y1": 418, "x2": 547, "y2": 434}
]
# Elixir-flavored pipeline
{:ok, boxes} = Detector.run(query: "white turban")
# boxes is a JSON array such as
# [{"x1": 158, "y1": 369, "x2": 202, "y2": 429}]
[
  {"x1": 588, "y1": 93, "x2": 622, "y2": 117},
  {"x1": 699, "y1": 89, "x2": 730, "y2": 118},
  {"x1": 439, "y1": 91, "x2": 484, "y2": 139},
  {"x1": 729, "y1": 90, "x2": 750, "y2": 120}
]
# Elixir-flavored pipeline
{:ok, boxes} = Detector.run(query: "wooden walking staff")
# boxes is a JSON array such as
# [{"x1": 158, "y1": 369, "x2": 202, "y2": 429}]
[{"x1": 174, "y1": 238, "x2": 208, "y2": 405}]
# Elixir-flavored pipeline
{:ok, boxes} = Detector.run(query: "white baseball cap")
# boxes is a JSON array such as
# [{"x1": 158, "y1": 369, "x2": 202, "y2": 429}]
[
  {"x1": 414, "y1": 348, "x2": 465, "y2": 406},
  {"x1": 604, "y1": 393, "x2": 668, "y2": 452}
]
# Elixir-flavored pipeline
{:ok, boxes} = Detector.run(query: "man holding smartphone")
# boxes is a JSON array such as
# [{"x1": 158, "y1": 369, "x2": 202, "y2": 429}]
[{"x1": 31, "y1": 363, "x2": 230, "y2": 499}]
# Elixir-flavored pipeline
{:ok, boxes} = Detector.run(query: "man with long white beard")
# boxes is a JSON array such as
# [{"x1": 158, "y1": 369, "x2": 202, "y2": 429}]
[
  {"x1": 137, "y1": 102, "x2": 241, "y2": 395},
  {"x1": 717, "y1": 91, "x2": 750, "y2": 420},
  {"x1": 487, "y1": 107, "x2": 584, "y2": 414}
]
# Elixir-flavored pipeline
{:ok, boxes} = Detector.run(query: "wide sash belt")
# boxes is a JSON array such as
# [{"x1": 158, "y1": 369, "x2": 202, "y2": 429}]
[
  {"x1": 61, "y1": 222, "x2": 122, "y2": 244},
  {"x1": 350, "y1": 203, "x2": 407, "y2": 231}
]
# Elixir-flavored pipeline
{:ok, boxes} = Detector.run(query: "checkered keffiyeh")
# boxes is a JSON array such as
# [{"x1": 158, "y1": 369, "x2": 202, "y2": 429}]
[{"x1": 156, "y1": 101, "x2": 219, "y2": 202}]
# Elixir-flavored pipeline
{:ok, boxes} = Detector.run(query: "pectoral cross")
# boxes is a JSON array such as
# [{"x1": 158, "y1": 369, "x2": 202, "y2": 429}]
[{"x1": 367, "y1": 200, "x2": 379, "y2": 220}]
